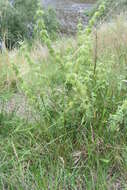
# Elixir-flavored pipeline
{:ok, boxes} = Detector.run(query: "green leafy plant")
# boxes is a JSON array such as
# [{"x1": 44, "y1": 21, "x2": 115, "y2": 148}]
[
  {"x1": 0, "y1": 0, "x2": 39, "y2": 48},
  {"x1": 0, "y1": 0, "x2": 59, "y2": 48},
  {"x1": 0, "y1": 0, "x2": 127, "y2": 189},
  {"x1": 43, "y1": 7, "x2": 59, "y2": 40}
]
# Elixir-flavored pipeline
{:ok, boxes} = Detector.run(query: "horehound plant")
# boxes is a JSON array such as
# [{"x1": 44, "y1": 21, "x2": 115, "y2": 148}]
[
  {"x1": 62, "y1": 1, "x2": 106, "y2": 126},
  {"x1": 10, "y1": 4, "x2": 56, "y2": 120},
  {"x1": 11, "y1": 0, "x2": 127, "y2": 131},
  {"x1": 11, "y1": 0, "x2": 113, "y2": 126},
  {"x1": 34, "y1": 3, "x2": 54, "y2": 54}
]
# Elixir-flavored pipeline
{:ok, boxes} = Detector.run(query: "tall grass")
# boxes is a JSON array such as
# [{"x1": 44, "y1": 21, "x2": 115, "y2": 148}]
[{"x1": 0, "y1": 15, "x2": 127, "y2": 189}]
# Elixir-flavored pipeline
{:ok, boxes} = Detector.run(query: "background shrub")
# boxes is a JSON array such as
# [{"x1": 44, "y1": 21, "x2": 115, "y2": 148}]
[
  {"x1": 0, "y1": 0, "x2": 59, "y2": 48},
  {"x1": 43, "y1": 7, "x2": 59, "y2": 40},
  {"x1": 0, "y1": 0, "x2": 39, "y2": 48}
]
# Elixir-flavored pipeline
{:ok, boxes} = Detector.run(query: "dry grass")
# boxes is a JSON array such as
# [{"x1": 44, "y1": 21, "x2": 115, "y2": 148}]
[
  {"x1": 96, "y1": 14, "x2": 127, "y2": 56},
  {"x1": 0, "y1": 36, "x2": 77, "y2": 91}
]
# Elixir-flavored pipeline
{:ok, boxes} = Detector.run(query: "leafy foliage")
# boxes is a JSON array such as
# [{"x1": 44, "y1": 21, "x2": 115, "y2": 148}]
[
  {"x1": 0, "y1": 0, "x2": 39, "y2": 48},
  {"x1": 43, "y1": 7, "x2": 59, "y2": 40},
  {"x1": 0, "y1": 0, "x2": 59, "y2": 48},
  {"x1": 0, "y1": 0, "x2": 127, "y2": 189},
  {"x1": 88, "y1": 0, "x2": 127, "y2": 22}
]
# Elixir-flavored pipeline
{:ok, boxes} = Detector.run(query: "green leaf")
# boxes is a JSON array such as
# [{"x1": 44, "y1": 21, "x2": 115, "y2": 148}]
[{"x1": 100, "y1": 158, "x2": 110, "y2": 164}]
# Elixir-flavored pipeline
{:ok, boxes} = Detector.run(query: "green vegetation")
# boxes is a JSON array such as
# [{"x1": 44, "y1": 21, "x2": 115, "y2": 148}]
[
  {"x1": 0, "y1": 0, "x2": 39, "y2": 48},
  {"x1": 0, "y1": 0, "x2": 59, "y2": 48},
  {"x1": 0, "y1": 0, "x2": 127, "y2": 189},
  {"x1": 43, "y1": 7, "x2": 59, "y2": 40},
  {"x1": 87, "y1": 0, "x2": 127, "y2": 21}
]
